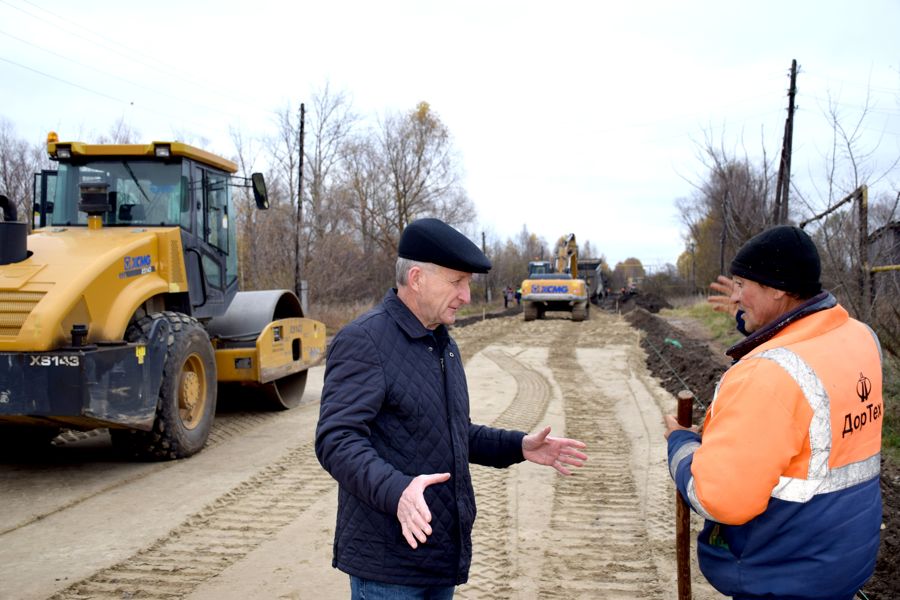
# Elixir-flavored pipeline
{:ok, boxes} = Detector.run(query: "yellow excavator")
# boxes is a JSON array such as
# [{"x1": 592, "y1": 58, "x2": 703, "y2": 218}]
[
  {"x1": 0, "y1": 133, "x2": 326, "y2": 459},
  {"x1": 520, "y1": 233, "x2": 589, "y2": 321}
]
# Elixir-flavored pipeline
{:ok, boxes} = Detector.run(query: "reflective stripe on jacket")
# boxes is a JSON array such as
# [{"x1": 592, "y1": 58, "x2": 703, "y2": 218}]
[{"x1": 668, "y1": 294, "x2": 883, "y2": 599}]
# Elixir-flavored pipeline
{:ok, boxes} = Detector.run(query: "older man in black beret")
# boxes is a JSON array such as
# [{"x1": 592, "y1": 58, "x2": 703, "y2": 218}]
[
  {"x1": 665, "y1": 225, "x2": 883, "y2": 600},
  {"x1": 315, "y1": 218, "x2": 587, "y2": 599}
]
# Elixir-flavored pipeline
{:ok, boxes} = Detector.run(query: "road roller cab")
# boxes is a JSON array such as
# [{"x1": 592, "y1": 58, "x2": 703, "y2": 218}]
[{"x1": 0, "y1": 133, "x2": 326, "y2": 459}]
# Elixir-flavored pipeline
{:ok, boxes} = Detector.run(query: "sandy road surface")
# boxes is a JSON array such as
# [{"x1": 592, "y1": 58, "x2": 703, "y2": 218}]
[{"x1": 0, "y1": 311, "x2": 725, "y2": 599}]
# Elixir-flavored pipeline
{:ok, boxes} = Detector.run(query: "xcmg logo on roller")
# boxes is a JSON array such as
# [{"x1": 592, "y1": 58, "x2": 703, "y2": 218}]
[
  {"x1": 531, "y1": 284, "x2": 569, "y2": 293},
  {"x1": 123, "y1": 255, "x2": 152, "y2": 270}
]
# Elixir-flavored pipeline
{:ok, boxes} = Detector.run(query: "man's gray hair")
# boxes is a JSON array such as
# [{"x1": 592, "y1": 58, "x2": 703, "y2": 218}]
[{"x1": 396, "y1": 257, "x2": 431, "y2": 286}]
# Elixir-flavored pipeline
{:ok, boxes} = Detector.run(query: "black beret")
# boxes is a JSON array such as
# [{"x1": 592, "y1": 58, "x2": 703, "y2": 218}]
[
  {"x1": 398, "y1": 218, "x2": 492, "y2": 273},
  {"x1": 730, "y1": 225, "x2": 822, "y2": 297}
]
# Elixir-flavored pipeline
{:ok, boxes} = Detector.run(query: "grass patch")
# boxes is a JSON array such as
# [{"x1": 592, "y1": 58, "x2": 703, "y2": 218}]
[
  {"x1": 660, "y1": 298, "x2": 744, "y2": 350},
  {"x1": 457, "y1": 299, "x2": 511, "y2": 318},
  {"x1": 308, "y1": 300, "x2": 376, "y2": 336}
]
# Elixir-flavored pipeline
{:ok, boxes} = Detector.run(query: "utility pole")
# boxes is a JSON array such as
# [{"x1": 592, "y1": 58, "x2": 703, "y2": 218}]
[
  {"x1": 294, "y1": 103, "x2": 307, "y2": 314},
  {"x1": 773, "y1": 59, "x2": 798, "y2": 224}
]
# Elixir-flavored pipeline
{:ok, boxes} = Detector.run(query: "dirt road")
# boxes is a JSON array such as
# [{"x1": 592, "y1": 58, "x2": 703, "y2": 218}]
[{"x1": 0, "y1": 310, "x2": 725, "y2": 599}]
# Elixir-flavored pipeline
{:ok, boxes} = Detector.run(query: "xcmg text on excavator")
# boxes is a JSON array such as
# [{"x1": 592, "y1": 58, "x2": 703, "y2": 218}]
[
  {"x1": 0, "y1": 133, "x2": 326, "y2": 459},
  {"x1": 520, "y1": 233, "x2": 590, "y2": 321}
]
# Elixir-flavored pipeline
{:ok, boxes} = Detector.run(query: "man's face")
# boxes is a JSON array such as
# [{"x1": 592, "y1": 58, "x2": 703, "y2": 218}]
[
  {"x1": 731, "y1": 276, "x2": 784, "y2": 333},
  {"x1": 417, "y1": 264, "x2": 473, "y2": 329}
]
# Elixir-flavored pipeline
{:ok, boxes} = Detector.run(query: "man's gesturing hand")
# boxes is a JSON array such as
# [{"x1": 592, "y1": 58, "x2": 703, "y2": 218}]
[
  {"x1": 397, "y1": 473, "x2": 451, "y2": 549},
  {"x1": 708, "y1": 275, "x2": 738, "y2": 317},
  {"x1": 522, "y1": 426, "x2": 587, "y2": 475}
]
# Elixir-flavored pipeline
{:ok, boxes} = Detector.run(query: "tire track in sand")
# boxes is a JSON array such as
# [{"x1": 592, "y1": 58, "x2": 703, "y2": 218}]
[
  {"x1": 1, "y1": 410, "x2": 289, "y2": 540},
  {"x1": 537, "y1": 315, "x2": 665, "y2": 598},
  {"x1": 459, "y1": 347, "x2": 555, "y2": 599},
  {"x1": 47, "y1": 442, "x2": 333, "y2": 600}
]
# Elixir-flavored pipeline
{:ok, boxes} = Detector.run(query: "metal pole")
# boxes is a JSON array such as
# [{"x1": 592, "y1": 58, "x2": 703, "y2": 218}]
[
  {"x1": 676, "y1": 389, "x2": 694, "y2": 600},
  {"x1": 858, "y1": 185, "x2": 871, "y2": 322}
]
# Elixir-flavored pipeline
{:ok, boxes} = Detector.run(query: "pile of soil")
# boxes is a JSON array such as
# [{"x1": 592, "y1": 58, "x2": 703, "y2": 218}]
[
  {"x1": 597, "y1": 291, "x2": 672, "y2": 314},
  {"x1": 624, "y1": 306, "x2": 899, "y2": 599},
  {"x1": 624, "y1": 307, "x2": 726, "y2": 423}
]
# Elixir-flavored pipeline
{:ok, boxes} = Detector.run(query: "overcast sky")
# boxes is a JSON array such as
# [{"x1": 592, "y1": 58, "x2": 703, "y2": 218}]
[{"x1": 2, "y1": 0, "x2": 899, "y2": 268}]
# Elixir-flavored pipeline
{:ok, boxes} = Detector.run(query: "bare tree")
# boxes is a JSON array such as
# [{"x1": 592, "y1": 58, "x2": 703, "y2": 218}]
[
  {"x1": 229, "y1": 127, "x2": 267, "y2": 290},
  {"x1": 0, "y1": 119, "x2": 48, "y2": 229},
  {"x1": 340, "y1": 134, "x2": 384, "y2": 255},
  {"x1": 676, "y1": 131, "x2": 776, "y2": 286},
  {"x1": 267, "y1": 104, "x2": 303, "y2": 211},
  {"x1": 378, "y1": 102, "x2": 465, "y2": 239},
  {"x1": 797, "y1": 91, "x2": 900, "y2": 312},
  {"x1": 338, "y1": 133, "x2": 395, "y2": 298},
  {"x1": 95, "y1": 116, "x2": 141, "y2": 144},
  {"x1": 518, "y1": 225, "x2": 547, "y2": 263},
  {"x1": 325, "y1": 100, "x2": 475, "y2": 302},
  {"x1": 304, "y1": 85, "x2": 358, "y2": 256}
]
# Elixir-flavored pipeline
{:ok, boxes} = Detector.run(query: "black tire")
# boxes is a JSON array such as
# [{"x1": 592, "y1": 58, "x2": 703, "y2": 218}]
[
  {"x1": 572, "y1": 303, "x2": 589, "y2": 322},
  {"x1": 111, "y1": 312, "x2": 216, "y2": 460},
  {"x1": 523, "y1": 302, "x2": 537, "y2": 322}
]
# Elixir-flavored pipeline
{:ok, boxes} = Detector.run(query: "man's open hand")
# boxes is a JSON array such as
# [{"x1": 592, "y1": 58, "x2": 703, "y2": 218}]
[
  {"x1": 708, "y1": 275, "x2": 738, "y2": 317},
  {"x1": 397, "y1": 473, "x2": 450, "y2": 549},
  {"x1": 522, "y1": 426, "x2": 587, "y2": 475}
]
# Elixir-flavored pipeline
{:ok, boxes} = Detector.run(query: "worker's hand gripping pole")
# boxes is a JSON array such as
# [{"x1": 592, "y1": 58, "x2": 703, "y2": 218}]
[{"x1": 676, "y1": 389, "x2": 694, "y2": 600}]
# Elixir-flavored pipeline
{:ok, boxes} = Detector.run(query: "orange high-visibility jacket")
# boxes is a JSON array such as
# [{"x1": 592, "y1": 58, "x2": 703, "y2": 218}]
[{"x1": 668, "y1": 295, "x2": 882, "y2": 599}]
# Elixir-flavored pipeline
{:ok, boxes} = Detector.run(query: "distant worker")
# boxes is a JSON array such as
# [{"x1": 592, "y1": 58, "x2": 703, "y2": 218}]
[
  {"x1": 315, "y1": 218, "x2": 587, "y2": 599},
  {"x1": 515, "y1": 287, "x2": 521, "y2": 306},
  {"x1": 664, "y1": 225, "x2": 883, "y2": 600}
]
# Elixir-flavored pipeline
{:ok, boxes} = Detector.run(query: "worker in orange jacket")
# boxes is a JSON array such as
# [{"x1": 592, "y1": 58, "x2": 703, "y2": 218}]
[{"x1": 665, "y1": 225, "x2": 883, "y2": 600}]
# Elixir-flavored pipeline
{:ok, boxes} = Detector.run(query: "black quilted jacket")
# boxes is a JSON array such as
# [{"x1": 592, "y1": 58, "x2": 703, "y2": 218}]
[{"x1": 315, "y1": 289, "x2": 526, "y2": 586}]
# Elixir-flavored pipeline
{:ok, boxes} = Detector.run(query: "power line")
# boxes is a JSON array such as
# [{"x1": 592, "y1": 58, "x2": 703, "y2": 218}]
[
  {"x1": 0, "y1": 54, "x2": 223, "y2": 139},
  {"x1": 0, "y1": 54, "x2": 129, "y2": 105},
  {"x1": 0, "y1": 29, "x2": 250, "y2": 123},
  {"x1": 802, "y1": 69, "x2": 900, "y2": 96},
  {"x1": 0, "y1": 0, "x2": 273, "y2": 116}
]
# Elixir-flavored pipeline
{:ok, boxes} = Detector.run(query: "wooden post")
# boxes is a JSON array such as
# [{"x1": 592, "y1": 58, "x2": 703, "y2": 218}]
[{"x1": 676, "y1": 389, "x2": 694, "y2": 600}]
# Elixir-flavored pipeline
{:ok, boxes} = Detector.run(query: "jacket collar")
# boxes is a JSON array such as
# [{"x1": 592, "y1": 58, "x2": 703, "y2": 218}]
[
  {"x1": 726, "y1": 291, "x2": 837, "y2": 361},
  {"x1": 383, "y1": 289, "x2": 451, "y2": 343}
]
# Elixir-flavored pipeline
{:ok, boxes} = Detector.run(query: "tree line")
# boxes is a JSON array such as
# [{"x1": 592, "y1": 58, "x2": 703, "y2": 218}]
[
  {"x1": 2, "y1": 84, "x2": 897, "y2": 356},
  {"x1": 0, "y1": 87, "x2": 646, "y2": 321}
]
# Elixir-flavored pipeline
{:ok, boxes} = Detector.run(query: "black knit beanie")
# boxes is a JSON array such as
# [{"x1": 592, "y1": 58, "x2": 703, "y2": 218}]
[{"x1": 730, "y1": 225, "x2": 822, "y2": 297}]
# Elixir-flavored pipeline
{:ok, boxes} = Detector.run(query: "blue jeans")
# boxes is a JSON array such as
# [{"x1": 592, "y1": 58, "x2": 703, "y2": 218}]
[{"x1": 349, "y1": 576, "x2": 455, "y2": 600}]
